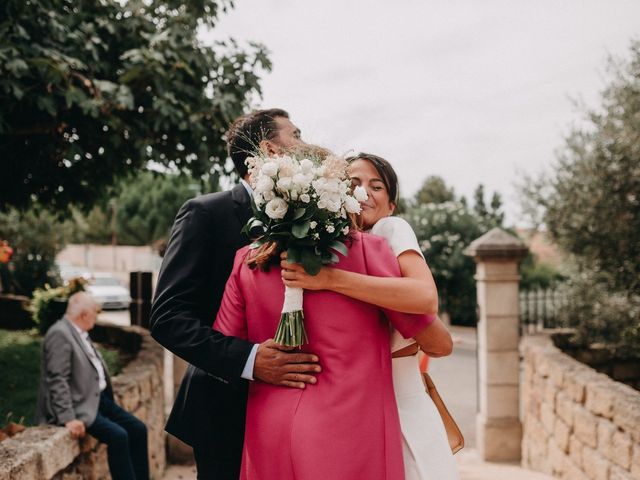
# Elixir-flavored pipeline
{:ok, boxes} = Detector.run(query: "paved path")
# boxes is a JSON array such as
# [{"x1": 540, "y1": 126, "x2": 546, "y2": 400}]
[{"x1": 162, "y1": 325, "x2": 553, "y2": 479}]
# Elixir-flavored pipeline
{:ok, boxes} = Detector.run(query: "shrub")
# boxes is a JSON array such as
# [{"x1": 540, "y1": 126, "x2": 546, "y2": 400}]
[{"x1": 30, "y1": 278, "x2": 86, "y2": 335}]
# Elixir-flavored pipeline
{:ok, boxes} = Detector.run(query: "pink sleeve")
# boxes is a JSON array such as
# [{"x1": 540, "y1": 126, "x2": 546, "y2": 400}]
[
  {"x1": 361, "y1": 234, "x2": 435, "y2": 338},
  {"x1": 213, "y1": 249, "x2": 248, "y2": 340}
]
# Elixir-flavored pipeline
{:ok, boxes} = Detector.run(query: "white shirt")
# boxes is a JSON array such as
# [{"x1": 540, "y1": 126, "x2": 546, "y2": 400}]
[{"x1": 70, "y1": 321, "x2": 107, "y2": 391}]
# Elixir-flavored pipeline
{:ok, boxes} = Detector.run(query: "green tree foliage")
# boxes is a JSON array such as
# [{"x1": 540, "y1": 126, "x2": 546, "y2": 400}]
[
  {"x1": 403, "y1": 202, "x2": 484, "y2": 325},
  {"x1": 0, "y1": 208, "x2": 68, "y2": 296},
  {"x1": 114, "y1": 171, "x2": 197, "y2": 245},
  {"x1": 473, "y1": 184, "x2": 505, "y2": 228},
  {"x1": 519, "y1": 255, "x2": 565, "y2": 291},
  {"x1": 414, "y1": 176, "x2": 455, "y2": 205},
  {"x1": 522, "y1": 41, "x2": 640, "y2": 352},
  {"x1": 66, "y1": 171, "x2": 198, "y2": 246},
  {"x1": 405, "y1": 177, "x2": 509, "y2": 325},
  {"x1": 0, "y1": 0, "x2": 270, "y2": 211},
  {"x1": 530, "y1": 42, "x2": 640, "y2": 295}
]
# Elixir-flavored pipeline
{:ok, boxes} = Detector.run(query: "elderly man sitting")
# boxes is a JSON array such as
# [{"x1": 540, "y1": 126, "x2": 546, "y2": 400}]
[{"x1": 36, "y1": 292, "x2": 149, "y2": 480}]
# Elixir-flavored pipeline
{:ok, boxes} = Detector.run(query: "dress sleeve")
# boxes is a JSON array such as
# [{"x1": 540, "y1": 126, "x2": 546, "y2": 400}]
[
  {"x1": 214, "y1": 249, "x2": 249, "y2": 340},
  {"x1": 361, "y1": 234, "x2": 434, "y2": 338},
  {"x1": 370, "y1": 216, "x2": 424, "y2": 259}
]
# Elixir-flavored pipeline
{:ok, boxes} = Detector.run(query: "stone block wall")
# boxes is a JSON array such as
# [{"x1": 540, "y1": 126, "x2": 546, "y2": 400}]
[
  {"x1": 522, "y1": 335, "x2": 640, "y2": 480},
  {"x1": 0, "y1": 323, "x2": 165, "y2": 480}
]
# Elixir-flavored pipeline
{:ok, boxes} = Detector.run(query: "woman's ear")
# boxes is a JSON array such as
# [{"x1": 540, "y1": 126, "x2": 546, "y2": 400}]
[{"x1": 389, "y1": 202, "x2": 397, "y2": 215}]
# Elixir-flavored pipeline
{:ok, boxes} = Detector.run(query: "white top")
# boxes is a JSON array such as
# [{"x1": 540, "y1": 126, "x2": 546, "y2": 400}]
[
  {"x1": 370, "y1": 217, "x2": 424, "y2": 260},
  {"x1": 370, "y1": 216, "x2": 425, "y2": 353},
  {"x1": 70, "y1": 322, "x2": 107, "y2": 391}
]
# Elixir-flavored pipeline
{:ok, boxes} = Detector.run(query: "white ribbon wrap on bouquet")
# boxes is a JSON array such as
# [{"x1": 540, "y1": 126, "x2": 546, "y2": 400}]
[{"x1": 282, "y1": 286, "x2": 304, "y2": 313}]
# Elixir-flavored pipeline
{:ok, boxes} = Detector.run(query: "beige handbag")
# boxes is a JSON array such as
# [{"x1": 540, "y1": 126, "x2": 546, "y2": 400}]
[{"x1": 421, "y1": 372, "x2": 465, "y2": 454}]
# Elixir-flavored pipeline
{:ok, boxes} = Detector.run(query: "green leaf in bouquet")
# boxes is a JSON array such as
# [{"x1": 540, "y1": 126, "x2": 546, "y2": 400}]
[
  {"x1": 286, "y1": 246, "x2": 301, "y2": 263},
  {"x1": 301, "y1": 205, "x2": 318, "y2": 220},
  {"x1": 321, "y1": 251, "x2": 340, "y2": 265},
  {"x1": 269, "y1": 231, "x2": 292, "y2": 239},
  {"x1": 329, "y1": 240, "x2": 348, "y2": 257},
  {"x1": 292, "y1": 237, "x2": 317, "y2": 246},
  {"x1": 292, "y1": 220, "x2": 311, "y2": 239},
  {"x1": 300, "y1": 248, "x2": 322, "y2": 275},
  {"x1": 245, "y1": 217, "x2": 266, "y2": 236},
  {"x1": 249, "y1": 237, "x2": 266, "y2": 249},
  {"x1": 292, "y1": 207, "x2": 306, "y2": 220}
]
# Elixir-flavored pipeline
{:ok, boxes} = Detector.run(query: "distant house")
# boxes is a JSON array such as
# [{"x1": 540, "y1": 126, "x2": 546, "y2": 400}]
[{"x1": 515, "y1": 228, "x2": 565, "y2": 266}]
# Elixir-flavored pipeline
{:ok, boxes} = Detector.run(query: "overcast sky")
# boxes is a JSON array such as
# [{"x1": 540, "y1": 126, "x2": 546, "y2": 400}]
[{"x1": 203, "y1": 0, "x2": 640, "y2": 224}]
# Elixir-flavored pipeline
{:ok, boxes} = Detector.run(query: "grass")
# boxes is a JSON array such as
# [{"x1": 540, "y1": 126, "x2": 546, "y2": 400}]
[{"x1": 0, "y1": 328, "x2": 123, "y2": 427}]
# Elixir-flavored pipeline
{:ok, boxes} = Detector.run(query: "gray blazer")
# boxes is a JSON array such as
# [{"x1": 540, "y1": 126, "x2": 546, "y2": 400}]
[{"x1": 36, "y1": 317, "x2": 112, "y2": 427}]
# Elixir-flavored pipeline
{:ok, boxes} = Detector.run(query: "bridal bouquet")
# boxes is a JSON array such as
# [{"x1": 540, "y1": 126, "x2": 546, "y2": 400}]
[{"x1": 244, "y1": 151, "x2": 368, "y2": 346}]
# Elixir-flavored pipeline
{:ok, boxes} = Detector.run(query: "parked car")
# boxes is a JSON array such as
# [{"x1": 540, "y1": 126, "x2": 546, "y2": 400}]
[
  {"x1": 86, "y1": 274, "x2": 131, "y2": 310},
  {"x1": 57, "y1": 262, "x2": 91, "y2": 284}
]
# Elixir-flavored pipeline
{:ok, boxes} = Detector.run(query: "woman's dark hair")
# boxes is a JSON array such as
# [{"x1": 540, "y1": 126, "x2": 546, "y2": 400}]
[
  {"x1": 346, "y1": 152, "x2": 400, "y2": 207},
  {"x1": 226, "y1": 108, "x2": 290, "y2": 178}
]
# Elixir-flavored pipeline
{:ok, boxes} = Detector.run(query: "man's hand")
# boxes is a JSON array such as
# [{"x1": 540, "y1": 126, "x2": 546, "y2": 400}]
[
  {"x1": 65, "y1": 419, "x2": 86, "y2": 439},
  {"x1": 253, "y1": 339, "x2": 321, "y2": 389}
]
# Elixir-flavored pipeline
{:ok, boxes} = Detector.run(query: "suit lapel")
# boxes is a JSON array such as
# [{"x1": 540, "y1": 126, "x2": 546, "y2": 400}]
[{"x1": 62, "y1": 317, "x2": 103, "y2": 376}]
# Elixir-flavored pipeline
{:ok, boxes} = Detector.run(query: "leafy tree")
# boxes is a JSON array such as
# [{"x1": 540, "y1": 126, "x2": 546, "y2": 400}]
[
  {"x1": 403, "y1": 201, "x2": 484, "y2": 325},
  {"x1": 414, "y1": 176, "x2": 455, "y2": 205},
  {"x1": 114, "y1": 171, "x2": 197, "y2": 245},
  {"x1": 0, "y1": 207, "x2": 68, "y2": 296},
  {"x1": 519, "y1": 254, "x2": 565, "y2": 291},
  {"x1": 522, "y1": 41, "x2": 640, "y2": 353},
  {"x1": 525, "y1": 42, "x2": 640, "y2": 295},
  {"x1": 473, "y1": 184, "x2": 504, "y2": 228},
  {"x1": 0, "y1": 0, "x2": 270, "y2": 211}
]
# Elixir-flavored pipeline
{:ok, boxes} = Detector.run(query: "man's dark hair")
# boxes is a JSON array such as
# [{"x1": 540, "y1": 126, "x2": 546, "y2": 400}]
[
  {"x1": 346, "y1": 152, "x2": 400, "y2": 207},
  {"x1": 226, "y1": 108, "x2": 290, "y2": 177}
]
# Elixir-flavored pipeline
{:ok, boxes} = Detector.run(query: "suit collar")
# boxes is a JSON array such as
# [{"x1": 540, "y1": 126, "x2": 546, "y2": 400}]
[
  {"x1": 62, "y1": 317, "x2": 105, "y2": 375},
  {"x1": 231, "y1": 183, "x2": 253, "y2": 228},
  {"x1": 231, "y1": 183, "x2": 251, "y2": 206}
]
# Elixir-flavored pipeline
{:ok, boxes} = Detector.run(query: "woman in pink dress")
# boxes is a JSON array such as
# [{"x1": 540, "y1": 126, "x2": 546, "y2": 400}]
[{"x1": 214, "y1": 230, "x2": 433, "y2": 480}]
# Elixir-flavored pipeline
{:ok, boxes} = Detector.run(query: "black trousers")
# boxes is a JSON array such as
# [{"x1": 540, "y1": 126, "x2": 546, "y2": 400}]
[
  {"x1": 193, "y1": 445, "x2": 241, "y2": 480},
  {"x1": 87, "y1": 391, "x2": 149, "y2": 480}
]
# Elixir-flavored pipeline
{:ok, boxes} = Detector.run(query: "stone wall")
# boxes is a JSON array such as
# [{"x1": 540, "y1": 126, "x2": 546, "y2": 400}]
[
  {"x1": 521, "y1": 334, "x2": 640, "y2": 480},
  {"x1": 0, "y1": 323, "x2": 166, "y2": 480}
]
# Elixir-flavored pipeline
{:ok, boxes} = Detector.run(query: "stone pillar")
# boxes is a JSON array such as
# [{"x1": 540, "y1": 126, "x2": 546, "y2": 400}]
[{"x1": 464, "y1": 227, "x2": 528, "y2": 462}]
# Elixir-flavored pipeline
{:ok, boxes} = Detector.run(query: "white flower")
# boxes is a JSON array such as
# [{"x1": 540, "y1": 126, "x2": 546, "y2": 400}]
[
  {"x1": 300, "y1": 193, "x2": 311, "y2": 203},
  {"x1": 300, "y1": 158, "x2": 314, "y2": 174},
  {"x1": 276, "y1": 177, "x2": 293, "y2": 191},
  {"x1": 265, "y1": 197, "x2": 288, "y2": 219},
  {"x1": 292, "y1": 173, "x2": 311, "y2": 189},
  {"x1": 353, "y1": 185, "x2": 368, "y2": 202},
  {"x1": 312, "y1": 233, "x2": 320, "y2": 240},
  {"x1": 262, "y1": 190, "x2": 276, "y2": 201},
  {"x1": 342, "y1": 226, "x2": 350, "y2": 235},
  {"x1": 310, "y1": 221, "x2": 317, "y2": 229},
  {"x1": 344, "y1": 196, "x2": 361, "y2": 214},
  {"x1": 253, "y1": 193, "x2": 264, "y2": 208},
  {"x1": 261, "y1": 161, "x2": 279, "y2": 177},
  {"x1": 255, "y1": 176, "x2": 275, "y2": 194},
  {"x1": 326, "y1": 225, "x2": 335, "y2": 233}
]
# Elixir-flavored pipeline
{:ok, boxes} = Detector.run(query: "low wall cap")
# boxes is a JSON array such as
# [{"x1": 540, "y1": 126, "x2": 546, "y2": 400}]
[{"x1": 463, "y1": 227, "x2": 528, "y2": 259}]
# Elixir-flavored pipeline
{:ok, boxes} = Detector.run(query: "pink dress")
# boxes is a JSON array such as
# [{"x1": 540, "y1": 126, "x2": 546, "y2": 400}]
[{"x1": 215, "y1": 232, "x2": 433, "y2": 480}]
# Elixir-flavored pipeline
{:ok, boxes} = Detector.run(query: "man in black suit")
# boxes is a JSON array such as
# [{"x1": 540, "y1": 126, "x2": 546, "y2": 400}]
[{"x1": 150, "y1": 108, "x2": 321, "y2": 479}]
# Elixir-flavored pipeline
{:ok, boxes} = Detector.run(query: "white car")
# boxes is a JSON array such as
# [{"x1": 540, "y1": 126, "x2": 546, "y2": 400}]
[{"x1": 86, "y1": 275, "x2": 132, "y2": 310}]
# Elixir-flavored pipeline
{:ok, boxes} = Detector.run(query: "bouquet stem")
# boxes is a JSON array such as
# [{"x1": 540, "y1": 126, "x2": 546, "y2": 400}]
[{"x1": 274, "y1": 286, "x2": 308, "y2": 347}]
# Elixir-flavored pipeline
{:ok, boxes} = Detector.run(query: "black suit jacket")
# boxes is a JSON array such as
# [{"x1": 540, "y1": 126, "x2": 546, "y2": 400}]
[{"x1": 150, "y1": 184, "x2": 253, "y2": 462}]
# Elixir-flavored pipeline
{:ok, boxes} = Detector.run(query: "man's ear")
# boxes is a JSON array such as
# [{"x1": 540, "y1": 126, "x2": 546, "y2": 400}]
[{"x1": 259, "y1": 139, "x2": 279, "y2": 155}]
